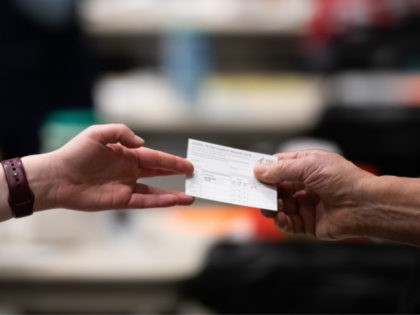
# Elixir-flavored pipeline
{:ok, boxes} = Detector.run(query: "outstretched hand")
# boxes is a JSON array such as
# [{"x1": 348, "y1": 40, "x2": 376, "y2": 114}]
[{"x1": 39, "y1": 124, "x2": 194, "y2": 211}]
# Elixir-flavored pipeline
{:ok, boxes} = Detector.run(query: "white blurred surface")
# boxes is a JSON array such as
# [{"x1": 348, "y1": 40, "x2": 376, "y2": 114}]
[
  {"x1": 95, "y1": 71, "x2": 325, "y2": 133},
  {"x1": 79, "y1": 0, "x2": 313, "y2": 34},
  {"x1": 0, "y1": 207, "x2": 215, "y2": 281}
]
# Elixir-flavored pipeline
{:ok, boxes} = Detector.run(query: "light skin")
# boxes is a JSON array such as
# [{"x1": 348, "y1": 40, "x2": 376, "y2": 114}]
[
  {"x1": 0, "y1": 124, "x2": 194, "y2": 222},
  {"x1": 254, "y1": 149, "x2": 420, "y2": 247}
]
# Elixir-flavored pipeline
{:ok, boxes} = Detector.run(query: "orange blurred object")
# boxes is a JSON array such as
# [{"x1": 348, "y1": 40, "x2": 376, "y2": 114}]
[
  {"x1": 167, "y1": 205, "x2": 286, "y2": 241},
  {"x1": 402, "y1": 75, "x2": 420, "y2": 106},
  {"x1": 167, "y1": 206, "x2": 374, "y2": 244}
]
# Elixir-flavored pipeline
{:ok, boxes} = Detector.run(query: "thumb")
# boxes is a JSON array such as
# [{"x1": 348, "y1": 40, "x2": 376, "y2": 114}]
[
  {"x1": 85, "y1": 124, "x2": 145, "y2": 148},
  {"x1": 254, "y1": 158, "x2": 308, "y2": 184}
]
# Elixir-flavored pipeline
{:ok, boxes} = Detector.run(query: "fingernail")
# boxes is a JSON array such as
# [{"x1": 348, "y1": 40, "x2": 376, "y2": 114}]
[
  {"x1": 275, "y1": 220, "x2": 286, "y2": 231},
  {"x1": 254, "y1": 164, "x2": 268, "y2": 174},
  {"x1": 135, "y1": 135, "x2": 144, "y2": 143}
]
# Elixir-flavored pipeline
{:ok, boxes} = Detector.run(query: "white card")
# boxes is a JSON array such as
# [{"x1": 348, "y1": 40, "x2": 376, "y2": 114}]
[{"x1": 186, "y1": 139, "x2": 278, "y2": 211}]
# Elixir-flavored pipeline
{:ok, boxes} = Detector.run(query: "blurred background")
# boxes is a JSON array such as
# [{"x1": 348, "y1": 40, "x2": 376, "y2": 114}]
[{"x1": 1, "y1": 0, "x2": 420, "y2": 313}]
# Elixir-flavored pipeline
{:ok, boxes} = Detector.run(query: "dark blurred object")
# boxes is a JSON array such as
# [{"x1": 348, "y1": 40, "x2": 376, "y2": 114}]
[
  {"x1": 313, "y1": 106, "x2": 420, "y2": 177},
  {"x1": 302, "y1": 0, "x2": 420, "y2": 176},
  {"x1": 0, "y1": 0, "x2": 97, "y2": 158},
  {"x1": 303, "y1": 0, "x2": 420, "y2": 72},
  {"x1": 398, "y1": 254, "x2": 420, "y2": 313},
  {"x1": 183, "y1": 240, "x2": 420, "y2": 314}
]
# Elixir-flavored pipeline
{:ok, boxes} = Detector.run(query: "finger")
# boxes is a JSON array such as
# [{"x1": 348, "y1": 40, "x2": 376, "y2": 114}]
[
  {"x1": 127, "y1": 191, "x2": 194, "y2": 208},
  {"x1": 127, "y1": 184, "x2": 195, "y2": 209},
  {"x1": 274, "y1": 150, "x2": 326, "y2": 160},
  {"x1": 138, "y1": 169, "x2": 180, "y2": 178},
  {"x1": 254, "y1": 157, "x2": 308, "y2": 184},
  {"x1": 295, "y1": 191, "x2": 316, "y2": 236},
  {"x1": 278, "y1": 198, "x2": 285, "y2": 211},
  {"x1": 288, "y1": 214, "x2": 305, "y2": 234},
  {"x1": 134, "y1": 183, "x2": 194, "y2": 200},
  {"x1": 283, "y1": 196, "x2": 298, "y2": 214},
  {"x1": 274, "y1": 151, "x2": 305, "y2": 160},
  {"x1": 254, "y1": 149, "x2": 329, "y2": 184},
  {"x1": 137, "y1": 147, "x2": 194, "y2": 175},
  {"x1": 86, "y1": 124, "x2": 145, "y2": 148},
  {"x1": 278, "y1": 181, "x2": 305, "y2": 197},
  {"x1": 128, "y1": 193, "x2": 179, "y2": 208},
  {"x1": 260, "y1": 209, "x2": 277, "y2": 218},
  {"x1": 277, "y1": 181, "x2": 296, "y2": 198},
  {"x1": 275, "y1": 211, "x2": 292, "y2": 233}
]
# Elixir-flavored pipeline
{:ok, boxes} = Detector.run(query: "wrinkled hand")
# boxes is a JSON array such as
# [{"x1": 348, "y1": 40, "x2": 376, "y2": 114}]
[
  {"x1": 46, "y1": 124, "x2": 194, "y2": 211},
  {"x1": 254, "y1": 150, "x2": 376, "y2": 240}
]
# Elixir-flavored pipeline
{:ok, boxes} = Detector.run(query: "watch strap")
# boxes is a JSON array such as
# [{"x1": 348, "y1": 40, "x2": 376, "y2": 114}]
[{"x1": 1, "y1": 157, "x2": 34, "y2": 218}]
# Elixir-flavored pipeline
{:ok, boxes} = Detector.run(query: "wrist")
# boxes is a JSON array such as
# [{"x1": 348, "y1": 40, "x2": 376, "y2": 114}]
[
  {"x1": 22, "y1": 152, "x2": 59, "y2": 212},
  {"x1": 0, "y1": 165, "x2": 13, "y2": 221},
  {"x1": 353, "y1": 175, "x2": 420, "y2": 244},
  {"x1": 337, "y1": 171, "x2": 381, "y2": 238}
]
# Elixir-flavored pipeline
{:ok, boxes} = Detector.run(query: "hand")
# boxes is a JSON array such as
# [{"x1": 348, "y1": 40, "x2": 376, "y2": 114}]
[
  {"x1": 254, "y1": 150, "x2": 376, "y2": 240},
  {"x1": 28, "y1": 124, "x2": 194, "y2": 212}
]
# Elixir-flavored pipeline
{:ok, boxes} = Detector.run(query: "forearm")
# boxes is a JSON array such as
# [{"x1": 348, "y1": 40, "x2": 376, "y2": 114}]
[
  {"x1": 358, "y1": 175, "x2": 420, "y2": 246},
  {"x1": 0, "y1": 168, "x2": 13, "y2": 221}
]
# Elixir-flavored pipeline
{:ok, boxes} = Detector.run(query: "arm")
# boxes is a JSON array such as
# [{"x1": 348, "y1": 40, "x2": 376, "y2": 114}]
[
  {"x1": 253, "y1": 149, "x2": 420, "y2": 246},
  {"x1": 0, "y1": 124, "x2": 194, "y2": 222},
  {"x1": 0, "y1": 169, "x2": 13, "y2": 221},
  {"x1": 358, "y1": 175, "x2": 420, "y2": 245}
]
